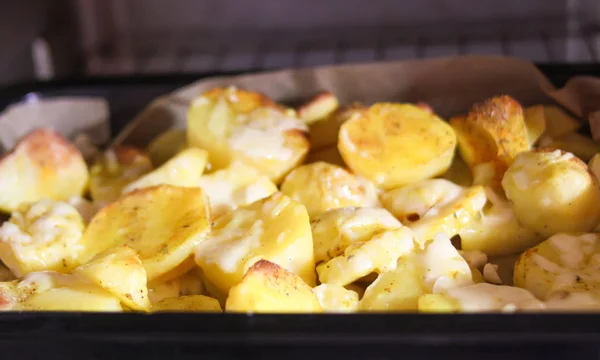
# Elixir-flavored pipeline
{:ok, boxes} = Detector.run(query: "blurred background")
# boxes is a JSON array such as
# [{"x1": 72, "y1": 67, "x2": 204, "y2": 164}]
[{"x1": 1, "y1": 0, "x2": 600, "y2": 85}]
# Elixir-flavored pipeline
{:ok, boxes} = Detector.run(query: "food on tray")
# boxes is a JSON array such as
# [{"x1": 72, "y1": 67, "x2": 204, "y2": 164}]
[{"x1": 0, "y1": 85, "x2": 599, "y2": 313}]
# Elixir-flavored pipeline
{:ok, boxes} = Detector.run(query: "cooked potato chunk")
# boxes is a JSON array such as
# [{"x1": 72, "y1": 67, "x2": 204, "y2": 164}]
[
  {"x1": 313, "y1": 284, "x2": 359, "y2": 312},
  {"x1": 542, "y1": 105, "x2": 581, "y2": 138},
  {"x1": 195, "y1": 192, "x2": 315, "y2": 294},
  {"x1": 90, "y1": 146, "x2": 153, "y2": 203},
  {"x1": 317, "y1": 227, "x2": 415, "y2": 286},
  {"x1": 590, "y1": 153, "x2": 600, "y2": 181},
  {"x1": 0, "y1": 200, "x2": 85, "y2": 277},
  {"x1": 502, "y1": 149, "x2": 600, "y2": 237},
  {"x1": 76, "y1": 245, "x2": 150, "y2": 311},
  {"x1": 281, "y1": 162, "x2": 380, "y2": 219},
  {"x1": 311, "y1": 207, "x2": 402, "y2": 263},
  {"x1": 309, "y1": 103, "x2": 366, "y2": 151},
  {"x1": 153, "y1": 294, "x2": 221, "y2": 312},
  {"x1": 297, "y1": 91, "x2": 340, "y2": 125},
  {"x1": 539, "y1": 132, "x2": 600, "y2": 162},
  {"x1": 122, "y1": 148, "x2": 208, "y2": 193},
  {"x1": 0, "y1": 129, "x2": 89, "y2": 212},
  {"x1": 187, "y1": 87, "x2": 309, "y2": 183},
  {"x1": 82, "y1": 185, "x2": 211, "y2": 281},
  {"x1": 226, "y1": 260, "x2": 322, "y2": 313},
  {"x1": 148, "y1": 269, "x2": 204, "y2": 304},
  {"x1": 198, "y1": 161, "x2": 277, "y2": 219},
  {"x1": 418, "y1": 283, "x2": 544, "y2": 313},
  {"x1": 147, "y1": 129, "x2": 187, "y2": 166},
  {"x1": 338, "y1": 103, "x2": 456, "y2": 189},
  {"x1": 523, "y1": 105, "x2": 546, "y2": 146},
  {"x1": 513, "y1": 233, "x2": 600, "y2": 310}
]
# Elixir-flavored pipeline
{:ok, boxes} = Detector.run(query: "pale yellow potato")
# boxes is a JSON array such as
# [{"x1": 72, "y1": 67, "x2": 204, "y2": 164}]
[
  {"x1": 226, "y1": 260, "x2": 322, "y2": 313},
  {"x1": 0, "y1": 200, "x2": 85, "y2": 277},
  {"x1": 122, "y1": 148, "x2": 208, "y2": 193},
  {"x1": 148, "y1": 269, "x2": 205, "y2": 304},
  {"x1": 590, "y1": 153, "x2": 600, "y2": 181},
  {"x1": 82, "y1": 185, "x2": 211, "y2": 281},
  {"x1": 153, "y1": 294, "x2": 221, "y2": 312},
  {"x1": 76, "y1": 245, "x2": 150, "y2": 311},
  {"x1": 281, "y1": 162, "x2": 380, "y2": 219},
  {"x1": 198, "y1": 161, "x2": 277, "y2": 219},
  {"x1": 90, "y1": 145, "x2": 153, "y2": 203},
  {"x1": 418, "y1": 283, "x2": 544, "y2": 313},
  {"x1": 339, "y1": 103, "x2": 456, "y2": 189},
  {"x1": 0, "y1": 129, "x2": 89, "y2": 212},
  {"x1": 311, "y1": 206, "x2": 402, "y2": 263},
  {"x1": 187, "y1": 87, "x2": 309, "y2": 183},
  {"x1": 539, "y1": 132, "x2": 600, "y2": 162},
  {"x1": 359, "y1": 234, "x2": 473, "y2": 311},
  {"x1": 309, "y1": 103, "x2": 366, "y2": 151},
  {"x1": 441, "y1": 155, "x2": 473, "y2": 187},
  {"x1": 313, "y1": 284, "x2": 359, "y2": 312},
  {"x1": 523, "y1": 105, "x2": 547, "y2": 146},
  {"x1": 542, "y1": 105, "x2": 581, "y2": 138},
  {"x1": 147, "y1": 129, "x2": 187, "y2": 166},
  {"x1": 458, "y1": 188, "x2": 543, "y2": 256},
  {"x1": 195, "y1": 192, "x2": 315, "y2": 294},
  {"x1": 317, "y1": 227, "x2": 415, "y2": 286},
  {"x1": 304, "y1": 146, "x2": 346, "y2": 167},
  {"x1": 297, "y1": 91, "x2": 339, "y2": 125},
  {"x1": 502, "y1": 149, "x2": 600, "y2": 237}
]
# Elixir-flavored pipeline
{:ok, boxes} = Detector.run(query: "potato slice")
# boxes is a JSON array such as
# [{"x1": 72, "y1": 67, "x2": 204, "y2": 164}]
[
  {"x1": 523, "y1": 105, "x2": 546, "y2": 146},
  {"x1": 90, "y1": 145, "x2": 153, "y2": 203},
  {"x1": 0, "y1": 129, "x2": 89, "y2": 212},
  {"x1": 195, "y1": 192, "x2": 315, "y2": 294},
  {"x1": 281, "y1": 162, "x2": 380, "y2": 219},
  {"x1": 148, "y1": 269, "x2": 205, "y2": 304},
  {"x1": 540, "y1": 132, "x2": 600, "y2": 162},
  {"x1": 313, "y1": 284, "x2": 359, "y2": 312},
  {"x1": 297, "y1": 91, "x2": 340, "y2": 125},
  {"x1": 153, "y1": 295, "x2": 221, "y2": 312},
  {"x1": 198, "y1": 161, "x2": 278, "y2": 219},
  {"x1": 82, "y1": 185, "x2": 211, "y2": 281},
  {"x1": 147, "y1": 129, "x2": 187, "y2": 167},
  {"x1": 0, "y1": 200, "x2": 85, "y2": 277},
  {"x1": 226, "y1": 260, "x2": 322, "y2": 313},
  {"x1": 311, "y1": 207, "x2": 402, "y2": 263},
  {"x1": 310, "y1": 103, "x2": 366, "y2": 150},
  {"x1": 502, "y1": 149, "x2": 600, "y2": 237},
  {"x1": 543, "y1": 105, "x2": 581, "y2": 138},
  {"x1": 316, "y1": 227, "x2": 415, "y2": 286},
  {"x1": 122, "y1": 148, "x2": 208, "y2": 193},
  {"x1": 339, "y1": 103, "x2": 456, "y2": 189},
  {"x1": 590, "y1": 153, "x2": 600, "y2": 181},
  {"x1": 187, "y1": 87, "x2": 309, "y2": 183},
  {"x1": 76, "y1": 245, "x2": 150, "y2": 311}
]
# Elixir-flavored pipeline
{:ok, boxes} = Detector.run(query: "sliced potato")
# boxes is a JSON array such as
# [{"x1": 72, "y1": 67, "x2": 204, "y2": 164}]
[
  {"x1": 82, "y1": 185, "x2": 211, "y2": 281},
  {"x1": 313, "y1": 284, "x2": 359, "y2": 312},
  {"x1": 523, "y1": 105, "x2": 546, "y2": 146},
  {"x1": 76, "y1": 245, "x2": 150, "y2": 311},
  {"x1": 309, "y1": 103, "x2": 366, "y2": 151},
  {"x1": 195, "y1": 192, "x2": 315, "y2": 294},
  {"x1": 541, "y1": 132, "x2": 600, "y2": 162},
  {"x1": 187, "y1": 86, "x2": 309, "y2": 183},
  {"x1": 339, "y1": 103, "x2": 456, "y2": 189},
  {"x1": 542, "y1": 105, "x2": 581, "y2": 138},
  {"x1": 226, "y1": 260, "x2": 322, "y2": 313},
  {"x1": 153, "y1": 294, "x2": 221, "y2": 312},
  {"x1": 590, "y1": 153, "x2": 600, "y2": 181},
  {"x1": 281, "y1": 162, "x2": 380, "y2": 219},
  {"x1": 198, "y1": 161, "x2": 277, "y2": 219},
  {"x1": 122, "y1": 148, "x2": 208, "y2": 193},
  {"x1": 147, "y1": 129, "x2": 187, "y2": 167},
  {"x1": 0, "y1": 200, "x2": 85, "y2": 277},
  {"x1": 297, "y1": 91, "x2": 339, "y2": 124},
  {"x1": 148, "y1": 268, "x2": 204, "y2": 304},
  {"x1": 0, "y1": 129, "x2": 89, "y2": 212}
]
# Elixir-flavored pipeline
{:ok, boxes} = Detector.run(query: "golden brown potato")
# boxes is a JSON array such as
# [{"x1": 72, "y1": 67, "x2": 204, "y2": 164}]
[
  {"x1": 538, "y1": 133, "x2": 600, "y2": 162},
  {"x1": 147, "y1": 269, "x2": 204, "y2": 304},
  {"x1": 297, "y1": 91, "x2": 340, "y2": 125},
  {"x1": 0, "y1": 129, "x2": 89, "y2": 212},
  {"x1": 153, "y1": 295, "x2": 221, "y2": 312},
  {"x1": 226, "y1": 260, "x2": 322, "y2": 313},
  {"x1": 90, "y1": 145, "x2": 153, "y2": 203},
  {"x1": 309, "y1": 103, "x2": 366, "y2": 151},
  {"x1": 338, "y1": 103, "x2": 456, "y2": 189},
  {"x1": 523, "y1": 105, "x2": 547, "y2": 147},
  {"x1": 187, "y1": 86, "x2": 309, "y2": 183},
  {"x1": 280, "y1": 162, "x2": 380, "y2": 219},
  {"x1": 542, "y1": 105, "x2": 581, "y2": 138},
  {"x1": 147, "y1": 129, "x2": 187, "y2": 167},
  {"x1": 502, "y1": 149, "x2": 600, "y2": 237}
]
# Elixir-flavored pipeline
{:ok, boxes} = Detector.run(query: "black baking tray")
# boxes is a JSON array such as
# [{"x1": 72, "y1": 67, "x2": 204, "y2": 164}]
[{"x1": 1, "y1": 64, "x2": 600, "y2": 359}]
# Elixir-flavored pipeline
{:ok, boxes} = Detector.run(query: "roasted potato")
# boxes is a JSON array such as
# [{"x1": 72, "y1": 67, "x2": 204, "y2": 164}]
[
  {"x1": 147, "y1": 129, "x2": 187, "y2": 167},
  {"x1": 198, "y1": 161, "x2": 277, "y2": 219},
  {"x1": 502, "y1": 149, "x2": 600, "y2": 237},
  {"x1": 226, "y1": 260, "x2": 322, "y2": 313},
  {"x1": 311, "y1": 206, "x2": 402, "y2": 263},
  {"x1": 195, "y1": 192, "x2": 315, "y2": 294},
  {"x1": 82, "y1": 185, "x2": 211, "y2": 282},
  {"x1": 338, "y1": 103, "x2": 456, "y2": 189},
  {"x1": 153, "y1": 294, "x2": 221, "y2": 312},
  {"x1": 542, "y1": 105, "x2": 581, "y2": 138},
  {"x1": 122, "y1": 148, "x2": 208, "y2": 193},
  {"x1": 523, "y1": 105, "x2": 546, "y2": 146},
  {"x1": 281, "y1": 162, "x2": 380, "y2": 219},
  {"x1": 0, "y1": 200, "x2": 85, "y2": 277},
  {"x1": 297, "y1": 91, "x2": 339, "y2": 125},
  {"x1": 187, "y1": 87, "x2": 309, "y2": 183},
  {"x1": 538, "y1": 132, "x2": 600, "y2": 162},
  {"x1": 313, "y1": 284, "x2": 359, "y2": 312},
  {"x1": 0, "y1": 129, "x2": 89, "y2": 212},
  {"x1": 148, "y1": 269, "x2": 204, "y2": 304}
]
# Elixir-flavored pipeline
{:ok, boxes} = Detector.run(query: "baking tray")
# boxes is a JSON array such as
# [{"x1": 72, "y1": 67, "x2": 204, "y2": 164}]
[{"x1": 1, "y1": 64, "x2": 600, "y2": 359}]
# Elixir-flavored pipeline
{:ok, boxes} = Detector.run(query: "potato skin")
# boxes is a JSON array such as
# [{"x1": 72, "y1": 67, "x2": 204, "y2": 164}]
[{"x1": 502, "y1": 149, "x2": 600, "y2": 237}]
